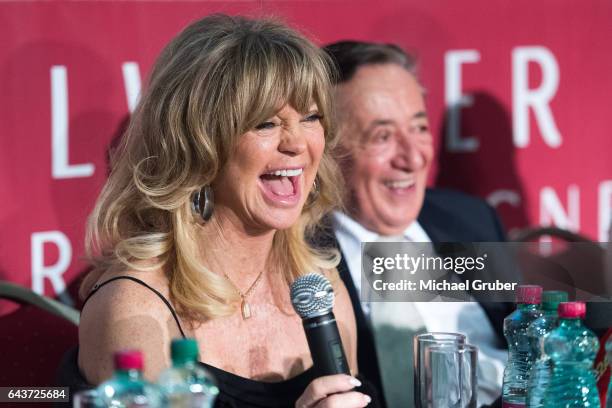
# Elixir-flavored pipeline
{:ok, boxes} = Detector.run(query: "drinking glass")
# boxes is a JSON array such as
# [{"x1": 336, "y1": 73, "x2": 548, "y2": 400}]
[
  {"x1": 414, "y1": 332, "x2": 467, "y2": 408},
  {"x1": 424, "y1": 344, "x2": 478, "y2": 408}
]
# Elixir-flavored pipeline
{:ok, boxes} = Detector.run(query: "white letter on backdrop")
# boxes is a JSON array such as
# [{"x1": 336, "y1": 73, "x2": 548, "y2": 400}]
[
  {"x1": 599, "y1": 180, "x2": 612, "y2": 242},
  {"x1": 487, "y1": 189, "x2": 522, "y2": 209},
  {"x1": 444, "y1": 50, "x2": 481, "y2": 153},
  {"x1": 122, "y1": 62, "x2": 141, "y2": 113},
  {"x1": 540, "y1": 185, "x2": 580, "y2": 231},
  {"x1": 512, "y1": 46, "x2": 561, "y2": 148},
  {"x1": 31, "y1": 231, "x2": 71, "y2": 295},
  {"x1": 51, "y1": 66, "x2": 95, "y2": 179}
]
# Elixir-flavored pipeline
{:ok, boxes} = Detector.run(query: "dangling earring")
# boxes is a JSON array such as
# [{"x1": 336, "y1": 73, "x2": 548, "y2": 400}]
[
  {"x1": 192, "y1": 185, "x2": 214, "y2": 223},
  {"x1": 306, "y1": 177, "x2": 320, "y2": 208}
]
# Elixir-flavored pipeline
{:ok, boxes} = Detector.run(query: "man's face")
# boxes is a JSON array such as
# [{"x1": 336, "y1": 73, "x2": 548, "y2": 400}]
[{"x1": 336, "y1": 63, "x2": 434, "y2": 235}]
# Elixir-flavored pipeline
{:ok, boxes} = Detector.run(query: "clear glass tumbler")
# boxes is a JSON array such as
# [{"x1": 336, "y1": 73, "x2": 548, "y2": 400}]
[
  {"x1": 424, "y1": 344, "x2": 478, "y2": 408},
  {"x1": 414, "y1": 332, "x2": 467, "y2": 408}
]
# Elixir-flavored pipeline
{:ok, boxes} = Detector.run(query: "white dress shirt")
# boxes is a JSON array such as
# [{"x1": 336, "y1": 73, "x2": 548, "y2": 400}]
[{"x1": 332, "y1": 211, "x2": 507, "y2": 406}]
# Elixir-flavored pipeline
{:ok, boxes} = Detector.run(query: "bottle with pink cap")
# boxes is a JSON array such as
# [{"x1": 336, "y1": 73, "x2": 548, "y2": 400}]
[
  {"x1": 542, "y1": 302, "x2": 600, "y2": 408},
  {"x1": 502, "y1": 284, "x2": 543, "y2": 408},
  {"x1": 97, "y1": 350, "x2": 162, "y2": 407}
]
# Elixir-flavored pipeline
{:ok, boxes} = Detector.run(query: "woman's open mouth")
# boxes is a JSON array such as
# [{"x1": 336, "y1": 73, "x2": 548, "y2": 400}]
[{"x1": 259, "y1": 167, "x2": 303, "y2": 206}]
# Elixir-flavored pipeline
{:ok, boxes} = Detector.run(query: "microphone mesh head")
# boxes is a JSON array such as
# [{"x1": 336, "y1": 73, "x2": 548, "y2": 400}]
[{"x1": 290, "y1": 273, "x2": 334, "y2": 319}]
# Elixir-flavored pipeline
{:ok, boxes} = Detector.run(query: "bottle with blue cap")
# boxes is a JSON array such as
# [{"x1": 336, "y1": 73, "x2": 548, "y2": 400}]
[{"x1": 157, "y1": 338, "x2": 219, "y2": 407}]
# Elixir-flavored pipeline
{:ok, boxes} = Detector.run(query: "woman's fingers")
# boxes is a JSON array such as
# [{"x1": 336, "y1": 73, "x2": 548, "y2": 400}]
[
  {"x1": 314, "y1": 391, "x2": 371, "y2": 408},
  {"x1": 296, "y1": 375, "x2": 370, "y2": 408}
]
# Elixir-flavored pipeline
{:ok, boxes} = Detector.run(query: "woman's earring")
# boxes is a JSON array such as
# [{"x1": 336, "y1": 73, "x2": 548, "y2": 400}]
[
  {"x1": 192, "y1": 185, "x2": 214, "y2": 223},
  {"x1": 306, "y1": 177, "x2": 320, "y2": 207}
]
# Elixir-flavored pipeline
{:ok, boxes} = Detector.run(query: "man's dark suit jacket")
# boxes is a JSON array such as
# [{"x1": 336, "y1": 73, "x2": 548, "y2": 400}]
[{"x1": 315, "y1": 188, "x2": 513, "y2": 408}]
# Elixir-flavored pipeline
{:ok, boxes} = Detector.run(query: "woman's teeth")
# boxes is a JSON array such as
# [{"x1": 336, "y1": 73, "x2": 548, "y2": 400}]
[
  {"x1": 266, "y1": 168, "x2": 303, "y2": 177},
  {"x1": 260, "y1": 167, "x2": 302, "y2": 200}
]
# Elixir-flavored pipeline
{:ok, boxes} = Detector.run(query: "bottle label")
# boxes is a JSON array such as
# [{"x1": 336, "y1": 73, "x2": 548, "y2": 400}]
[{"x1": 502, "y1": 402, "x2": 525, "y2": 408}]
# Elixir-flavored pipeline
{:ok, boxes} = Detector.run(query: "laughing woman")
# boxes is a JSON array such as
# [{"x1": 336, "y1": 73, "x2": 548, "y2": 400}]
[{"x1": 76, "y1": 14, "x2": 375, "y2": 408}]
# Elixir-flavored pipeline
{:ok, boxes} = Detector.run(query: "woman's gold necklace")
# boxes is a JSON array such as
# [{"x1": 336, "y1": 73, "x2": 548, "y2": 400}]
[{"x1": 223, "y1": 270, "x2": 264, "y2": 319}]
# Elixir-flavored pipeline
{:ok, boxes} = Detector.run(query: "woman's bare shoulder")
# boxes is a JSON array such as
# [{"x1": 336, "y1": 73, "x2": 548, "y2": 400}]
[
  {"x1": 78, "y1": 268, "x2": 177, "y2": 384},
  {"x1": 82, "y1": 268, "x2": 170, "y2": 317},
  {"x1": 80, "y1": 268, "x2": 173, "y2": 325}
]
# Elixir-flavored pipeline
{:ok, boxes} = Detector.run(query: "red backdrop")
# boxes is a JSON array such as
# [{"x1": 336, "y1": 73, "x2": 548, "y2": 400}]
[{"x1": 1, "y1": 0, "x2": 611, "y2": 310}]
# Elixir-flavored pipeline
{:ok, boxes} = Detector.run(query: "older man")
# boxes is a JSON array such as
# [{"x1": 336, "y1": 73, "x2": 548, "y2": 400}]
[{"x1": 321, "y1": 41, "x2": 512, "y2": 407}]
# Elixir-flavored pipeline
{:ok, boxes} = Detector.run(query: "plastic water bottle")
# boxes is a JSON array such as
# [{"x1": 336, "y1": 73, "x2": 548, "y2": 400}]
[
  {"x1": 526, "y1": 291, "x2": 568, "y2": 408},
  {"x1": 97, "y1": 350, "x2": 162, "y2": 407},
  {"x1": 158, "y1": 338, "x2": 219, "y2": 407},
  {"x1": 502, "y1": 285, "x2": 543, "y2": 408},
  {"x1": 543, "y1": 302, "x2": 600, "y2": 408}
]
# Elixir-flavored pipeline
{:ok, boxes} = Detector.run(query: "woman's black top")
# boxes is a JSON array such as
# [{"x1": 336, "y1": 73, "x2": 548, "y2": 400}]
[{"x1": 60, "y1": 276, "x2": 380, "y2": 408}]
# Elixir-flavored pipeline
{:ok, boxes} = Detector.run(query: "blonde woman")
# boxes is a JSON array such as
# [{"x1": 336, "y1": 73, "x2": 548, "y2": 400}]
[{"x1": 76, "y1": 14, "x2": 375, "y2": 408}]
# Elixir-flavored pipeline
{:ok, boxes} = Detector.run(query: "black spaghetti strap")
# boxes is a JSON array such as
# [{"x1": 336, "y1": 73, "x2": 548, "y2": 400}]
[{"x1": 83, "y1": 276, "x2": 187, "y2": 338}]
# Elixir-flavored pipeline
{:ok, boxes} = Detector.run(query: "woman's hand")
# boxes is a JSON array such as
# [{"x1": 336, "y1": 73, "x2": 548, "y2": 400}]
[{"x1": 296, "y1": 374, "x2": 371, "y2": 408}]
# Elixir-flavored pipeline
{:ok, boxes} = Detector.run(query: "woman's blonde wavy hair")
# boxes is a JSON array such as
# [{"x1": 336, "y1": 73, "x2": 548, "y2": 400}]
[{"x1": 81, "y1": 14, "x2": 344, "y2": 321}]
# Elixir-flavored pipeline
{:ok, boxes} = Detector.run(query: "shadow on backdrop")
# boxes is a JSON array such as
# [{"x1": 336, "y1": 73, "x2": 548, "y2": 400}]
[{"x1": 435, "y1": 91, "x2": 529, "y2": 236}]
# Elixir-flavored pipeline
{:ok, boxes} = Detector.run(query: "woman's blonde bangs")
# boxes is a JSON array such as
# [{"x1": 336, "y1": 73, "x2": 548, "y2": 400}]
[{"x1": 223, "y1": 25, "x2": 336, "y2": 143}]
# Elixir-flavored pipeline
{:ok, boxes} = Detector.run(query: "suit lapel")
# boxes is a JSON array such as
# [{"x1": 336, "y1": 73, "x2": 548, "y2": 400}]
[
  {"x1": 418, "y1": 195, "x2": 455, "y2": 243},
  {"x1": 417, "y1": 191, "x2": 511, "y2": 347}
]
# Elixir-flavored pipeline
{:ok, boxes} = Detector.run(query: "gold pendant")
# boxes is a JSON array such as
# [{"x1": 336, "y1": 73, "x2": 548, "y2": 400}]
[{"x1": 241, "y1": 300, "x2": 251, "y2": 319}]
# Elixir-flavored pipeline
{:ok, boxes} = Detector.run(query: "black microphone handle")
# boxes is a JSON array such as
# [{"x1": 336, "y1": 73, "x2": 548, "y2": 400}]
[{"x1": 303, "y1": 312, "x2": 350, "y2": 376}]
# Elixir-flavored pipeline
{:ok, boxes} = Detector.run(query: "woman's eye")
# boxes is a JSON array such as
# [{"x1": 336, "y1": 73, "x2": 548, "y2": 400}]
[
  {"x1": 254, "y1": 121, "x2": 277, "y2": 130},
  {"x1": 303, "y1": 113, "x2": 323, "y2": 123}
]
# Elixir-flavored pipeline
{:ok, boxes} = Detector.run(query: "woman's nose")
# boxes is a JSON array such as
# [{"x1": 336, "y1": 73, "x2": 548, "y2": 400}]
[{"x1": 279, "y1": 127, "x2": 307, "y2": 156}]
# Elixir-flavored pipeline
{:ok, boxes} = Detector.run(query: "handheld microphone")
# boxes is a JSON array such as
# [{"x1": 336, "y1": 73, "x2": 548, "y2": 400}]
[{"x1": 290, "y1": 273, "x2": 350, "y2": 376}]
